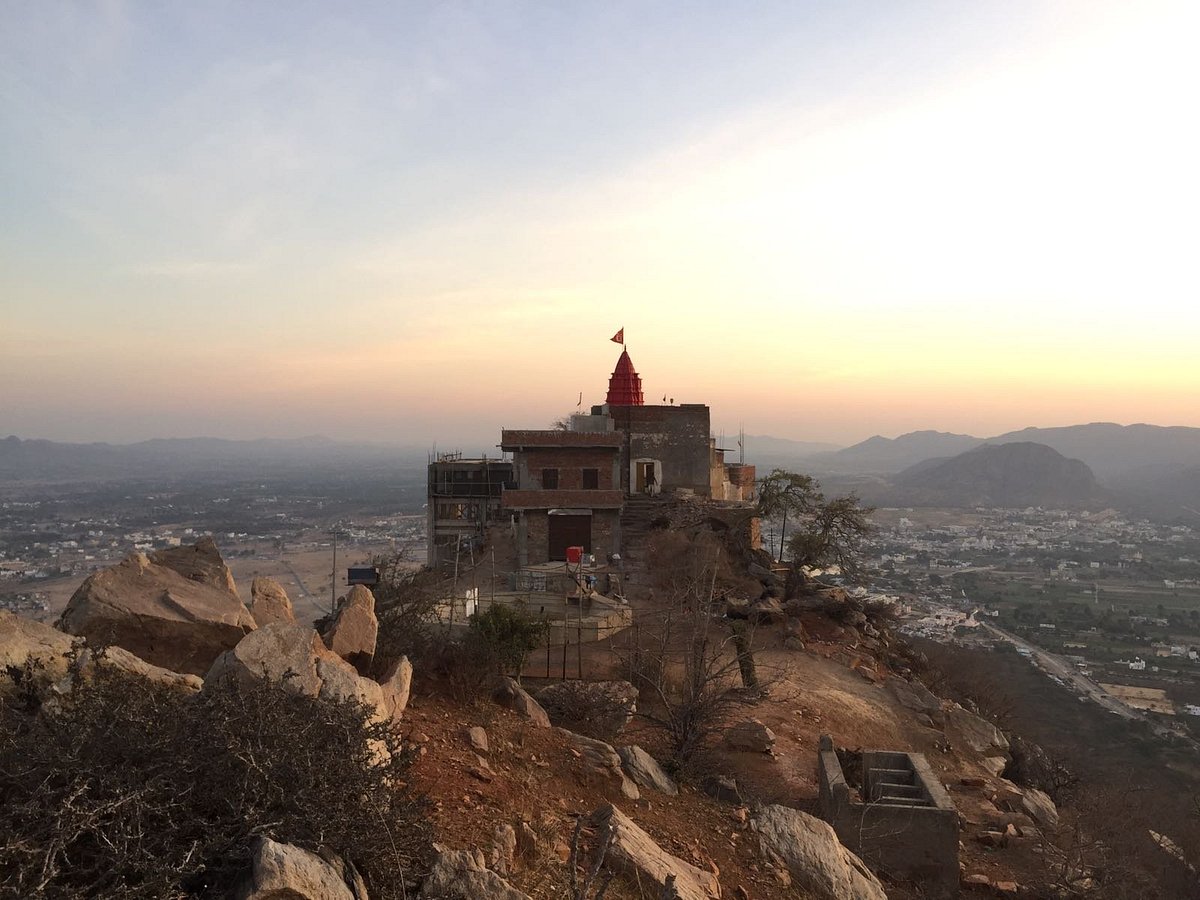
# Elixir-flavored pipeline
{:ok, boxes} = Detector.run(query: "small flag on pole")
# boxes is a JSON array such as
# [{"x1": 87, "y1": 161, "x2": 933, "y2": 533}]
[{"x1": 610, "y1": 328, "x2": 624, "y2": 345}]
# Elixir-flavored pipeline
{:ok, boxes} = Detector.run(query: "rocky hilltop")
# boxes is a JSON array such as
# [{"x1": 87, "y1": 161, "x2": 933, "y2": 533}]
[{"x1": 0, "y1": 534, "x2": 1096, "y2": 898}]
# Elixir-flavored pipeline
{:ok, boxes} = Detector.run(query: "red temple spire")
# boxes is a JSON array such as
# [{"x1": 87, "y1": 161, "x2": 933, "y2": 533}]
[{"x1": 606, "y1": 348, "x2": 644, "y2": 406}]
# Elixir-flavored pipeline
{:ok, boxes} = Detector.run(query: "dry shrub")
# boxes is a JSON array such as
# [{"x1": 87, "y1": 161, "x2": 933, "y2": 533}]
[
  {"x1": 534, "y1": 680, "x2": 637, "y2": 743},
  {"x1": 0, "y1": 664, "x2": 430, "y2": 899}
]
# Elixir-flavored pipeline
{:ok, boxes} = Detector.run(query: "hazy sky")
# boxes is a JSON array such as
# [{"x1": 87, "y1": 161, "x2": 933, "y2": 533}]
[{"x1": 3, "y1": 1, "x2": 1197, "y2": 449}]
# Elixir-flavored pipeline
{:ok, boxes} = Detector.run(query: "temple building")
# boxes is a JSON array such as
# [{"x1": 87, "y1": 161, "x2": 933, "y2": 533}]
[{"x1": 495, "y1": 346, "x2": 756, "y2": 565}]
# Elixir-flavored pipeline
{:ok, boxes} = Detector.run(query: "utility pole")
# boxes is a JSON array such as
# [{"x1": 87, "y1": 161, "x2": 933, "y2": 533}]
[{"x1": 325, "y1": 528, "x2": 346, "y2": 615}]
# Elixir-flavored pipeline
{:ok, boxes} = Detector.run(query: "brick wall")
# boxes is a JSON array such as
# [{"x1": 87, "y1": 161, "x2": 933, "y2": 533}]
[
  {"x1": 524, "y1": 511, "x2": 548, "y2": 566},
  {"x1": 513, "y1": 447, "x2": 620, "y2": 491},
  {"x1": 518, "y1": 508, "x2": 620, "y2": 565}
]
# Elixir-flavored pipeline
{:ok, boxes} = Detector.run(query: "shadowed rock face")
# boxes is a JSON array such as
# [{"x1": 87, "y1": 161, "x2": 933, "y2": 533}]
[
  {"x1": 322, "y1": 585, "x2": 378, "y2": 674},
  {"x1": 59, "y1": 548, "x2": 256, "y2": 676}
]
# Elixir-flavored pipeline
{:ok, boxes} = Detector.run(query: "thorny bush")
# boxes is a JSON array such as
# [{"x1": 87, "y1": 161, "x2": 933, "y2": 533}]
[{"x1": 0, "y1": 661, "x2": 431, "y2": 899}]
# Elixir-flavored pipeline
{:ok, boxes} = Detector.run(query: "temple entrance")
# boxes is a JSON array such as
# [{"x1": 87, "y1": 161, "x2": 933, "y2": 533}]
[{"x1": 631, "y1": 458, "x2": 662, "y2": 495}]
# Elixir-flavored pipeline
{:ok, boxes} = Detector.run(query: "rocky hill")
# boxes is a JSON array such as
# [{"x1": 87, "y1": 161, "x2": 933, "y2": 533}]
[
  {"x1": 886, "y1": 442, "x2": 1107, "y2": 509},
  {"x1": 0, "y1": 534, "x2": 1102, "y2": 898}
]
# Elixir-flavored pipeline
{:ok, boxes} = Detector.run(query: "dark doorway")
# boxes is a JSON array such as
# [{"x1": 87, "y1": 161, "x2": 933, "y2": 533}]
[{"x1": 548, "y1": 512, "x2": 591, "y2": 561}]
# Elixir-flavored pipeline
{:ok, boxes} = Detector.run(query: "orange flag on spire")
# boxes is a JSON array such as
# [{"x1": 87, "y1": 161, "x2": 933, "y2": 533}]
[{"x1": 611, "y1": 328, "x2": 624, "y2": 344}]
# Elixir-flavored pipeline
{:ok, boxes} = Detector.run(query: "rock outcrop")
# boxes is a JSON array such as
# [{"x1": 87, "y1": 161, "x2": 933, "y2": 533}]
[
  {"x1": 1, "y1": 610, "x2": 78, "y2": 695},
  {"x1": 591, "y1": 804, "x2": 720, "y2": 900},
  {"x1": 59, "y1": 546, "x2": 256, "y2": 675},
  {"x1": 423, "y1": 848, "x2": 530, "y2": 900},
  {"x1": 249, "y1": 576, "x2": 295, "y2": 626},
  {"x1": 234, "y1": 837, "x2": 359, "y2": 900},
  {"x1": 557, "y1": 728, "x2": 640, "y2": 800},
  {"x1": 945, "y1": 706, "x2": 1010, "y2": 758},
  {"x1": 150, "y1": 536, "x2": 240, "y2": 599},
  {"x1": 322, "y1": 585, "x2": 378, "y2": 673},
  {"x1": 206, "y1": 623, "x2": 387, "y2": 722},
  {"x1": 887, "y1": 677, "x2": 943, "y2": 721},
  {"x1": 535, "y1": 679, "x2": 636, "y2": 741},
  {"x1": 378, "y1": 655, "x2": 413, "y2": 720},
  {"x1": 617, "y1": 745, "x2": 678, "y2": 796},
  {"x1": 751, "y1": 804, "x2": 888, "y2": 900},
  {"x1": 492, "y1": 676, "x2": 550, "y2": 727},
  {"x1": 1013, "y1": 786, "x2": 1059, "y2": 828}
]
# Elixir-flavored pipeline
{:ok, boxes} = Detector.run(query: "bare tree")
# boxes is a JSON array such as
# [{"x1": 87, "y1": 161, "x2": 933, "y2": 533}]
[{"x1": 618, "y1": 531, "x2": 783, "y2": 770}]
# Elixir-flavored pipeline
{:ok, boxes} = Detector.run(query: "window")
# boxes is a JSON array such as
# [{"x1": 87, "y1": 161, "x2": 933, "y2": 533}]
[
  {"x1": 542, "y1": 468, "x2": 559, "y2": 489},
  {"x1": 582, "y1": 468, "x2": 599, "y2": 490}
]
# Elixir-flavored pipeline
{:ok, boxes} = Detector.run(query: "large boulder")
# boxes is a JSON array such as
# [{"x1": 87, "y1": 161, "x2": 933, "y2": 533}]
[
  {"x1": 591, "y1": 804, "x2": 720, "y2": 900},
  {"x1": 423, "y1": 848, "x2": 530, "y2": 900},
  {"x1": 751, "y1": 804, "x2": 888, "y2": 900},
  {"x1": 206, "y1": 622, "x2": 329, "y2": 696},
  {"x1": 617, "y1": 745, "x2": 678, "y2": 796},
  {"x1": 322, "y1": 585, "x2": 378, "y2": 673},
  {"x1": 492, "y1": 676, "x2": 550, "y2": 727},
  {"x1": 725, "y1": 718, "x2": 776, "y2": 753},
  {"x1": 887, "y1": 677, "x2": 943, "y2": 720},
  {"x1": 59, "y1": 548, "x2": 256, "y2": 675},
  {"x1": 945, "y1": 705, "x2": 1010, "y2": 758},
  {"x1": 557, "y1": 728, "x2": 640, "y2": 800},
  {"x1": 206, "y1": 623, "x2": 387, "y2": 723},
  {"x1": 1015, "y1": 787, "x2": 1060, "y2": 828},
  {"x1": 1, "y1": 610, "x2": 79, "y2": 696},
  {"x1": 234, "y1": 836, "x2": 358, "y2": 900},
  {"x1": 249, "y1": 576, "x2": 295, "y2": 626},
  {"x1": 535, "y1": 679, "x2": 636, "y2": 741}
]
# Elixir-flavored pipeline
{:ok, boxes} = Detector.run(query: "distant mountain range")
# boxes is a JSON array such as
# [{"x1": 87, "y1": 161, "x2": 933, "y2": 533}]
[
  {"x1": 804, "y1": 423, "x2": 1200, "y2": 480},
  {"x1": 746, "y1": 423, "x2": 1200, "y2": 521},
  {"x1": 5, "y1": 423, "x2": 1200, "y2": 522},
  {"x1": 739, "y1": 434, "x2": 842, "y2": 469},
  {"x1": 0, "y1": 435, "x2": 432, "y2": 483},
  {"x1": 804, "y1": 431, "x2": 982, "y2": 474}
]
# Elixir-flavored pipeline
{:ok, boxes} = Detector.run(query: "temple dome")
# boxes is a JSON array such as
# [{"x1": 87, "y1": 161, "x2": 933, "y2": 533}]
[{"x1": 606, "y1": 349, "x2": 644, "y2": 406}]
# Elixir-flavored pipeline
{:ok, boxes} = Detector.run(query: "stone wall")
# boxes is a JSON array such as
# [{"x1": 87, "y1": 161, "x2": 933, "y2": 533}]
[
  {"x1": 512, "y1": 447, "x2": 621, "y2": 491},
  {"x1": 519, "y1": 508, "x2": 620, "y2": 566},
  {"x1": 524, "y1": 511, "x2": 548, "y2": 566},
  {"x1": 615, "y1": 404, "x2": 712, "y2": 496}
]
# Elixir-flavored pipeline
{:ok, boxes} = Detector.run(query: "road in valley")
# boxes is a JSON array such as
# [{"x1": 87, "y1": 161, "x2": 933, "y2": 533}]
[{"x1": 978, "y1": 621, "x2": 1141, "y2": 720}]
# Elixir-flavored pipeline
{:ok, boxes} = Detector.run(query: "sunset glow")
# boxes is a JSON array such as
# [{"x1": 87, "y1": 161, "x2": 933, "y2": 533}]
[{"x1": 3, "y1": 2, "x2": 1197, "y2": 448}]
